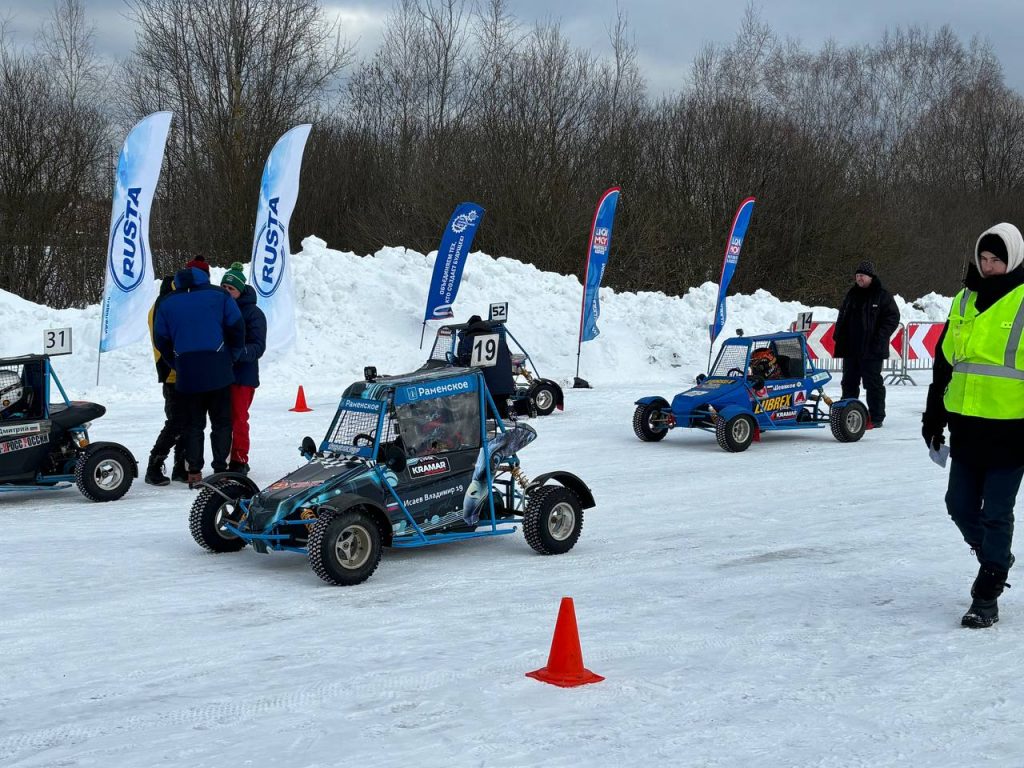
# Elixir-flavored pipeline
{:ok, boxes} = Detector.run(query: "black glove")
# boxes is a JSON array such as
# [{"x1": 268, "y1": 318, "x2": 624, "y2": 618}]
[{"x1": 921, "y1": 412, "x2": 945, "y2": 451}]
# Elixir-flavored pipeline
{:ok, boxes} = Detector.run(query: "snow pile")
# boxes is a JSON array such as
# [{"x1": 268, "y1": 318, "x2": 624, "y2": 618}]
[{"x1": 0, "y1": 237, "x2": 953, "y2": 401}]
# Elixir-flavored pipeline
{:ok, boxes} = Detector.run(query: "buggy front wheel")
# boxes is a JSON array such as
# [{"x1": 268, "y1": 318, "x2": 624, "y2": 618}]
[
  {"x1": 189, "y1": 480, "x2": 249, "y2": 552},
  {"x1": 830, "y1": 400, "x2": 868, "y2": 443},
  {"x1": 75, "y1": 445, "x2": 134, "y2": 502},
  {"x1": 716, "y1": 413, "x2": 756, "y2": 452},
  {"x1": 633, "y1": 403, "x2": 669, "y2": 442},
  {"x1": 308, "y1": 509, "x2": 383, "y2": 586},
  {"x1": 524, "y1": 485, "x2": 583, "y2": 555},
  {"x1": 530, "y1": 382, "x2": 559, "y2": 416}
]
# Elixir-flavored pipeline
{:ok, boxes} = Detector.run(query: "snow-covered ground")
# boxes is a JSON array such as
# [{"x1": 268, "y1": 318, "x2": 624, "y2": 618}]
[{"x1": 6, "y1": 241, "x2": 1009, "y2": 768}]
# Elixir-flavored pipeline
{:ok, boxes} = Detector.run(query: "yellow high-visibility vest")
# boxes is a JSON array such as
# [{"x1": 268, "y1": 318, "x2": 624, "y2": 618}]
[{"x1": 942, "y1": 284, "x2": 1024, "y2": 418}]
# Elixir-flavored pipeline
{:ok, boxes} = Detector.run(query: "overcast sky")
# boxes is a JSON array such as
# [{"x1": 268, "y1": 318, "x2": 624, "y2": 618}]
[{"x1": 4, "y1": 0, "x2": 1023, "y2": 95}]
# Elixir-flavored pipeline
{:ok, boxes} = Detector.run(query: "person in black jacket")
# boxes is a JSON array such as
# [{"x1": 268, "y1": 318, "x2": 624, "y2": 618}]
[
  {"x1": 832, "y1": 260, "x2": 901, "y2": 428},
  {"x1": 221, "y1": 262, "x2": 266, "y2": 475},
  {"x1": 922, "y1": 222, "x2": 1024, "y2": 628},
  {"x1": 144, "y1": 274, "x2": 188, "y2": 485},
  {"x1": 153, "y1": 256, "x2": 245, "y2": 486},
  {"x1": 456, "y1": 315, "x2": 515, "y2": 418}
]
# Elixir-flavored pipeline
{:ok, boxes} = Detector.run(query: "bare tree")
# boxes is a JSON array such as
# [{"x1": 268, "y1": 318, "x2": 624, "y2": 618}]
[{"x1": 120, "y1": 0, "x2": 352, "y2": 268}]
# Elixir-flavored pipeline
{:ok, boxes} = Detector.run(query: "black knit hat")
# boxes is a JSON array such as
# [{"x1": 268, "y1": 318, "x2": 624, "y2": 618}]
[
  {"x1": 854, "y1": 260, "x2": 876, "y2": 278},
  {"x1": 978, "y1": 233, "x2": 1009, "y2": 264}
]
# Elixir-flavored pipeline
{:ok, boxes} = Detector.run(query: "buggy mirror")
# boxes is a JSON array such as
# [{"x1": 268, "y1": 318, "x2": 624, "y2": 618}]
[
  {"x1": 364, "y1": 366, "x2": 378, "y2": 382},
  {"x1": 695, "y1": 373, "x2": 707, "y2": 385},
  {"x1": 299, "y1": 436, "x2": 317, "y2": 458},
  {"x1": 381, "y1": 443, "x2": 407, "y2": 473}
]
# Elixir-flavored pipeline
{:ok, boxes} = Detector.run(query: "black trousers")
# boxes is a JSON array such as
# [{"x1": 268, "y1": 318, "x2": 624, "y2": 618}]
[
  {"x1": 180, "y1": 387, "x2": 233, "y2": 473},
  {"x1": 150, "y1": 383, "x2": 186, "y2": 462},
  {"x1": 841, "y1": 358, "x2": 886, "y2": 424},
  {"x1": 946, "y1": 460, "x2": 1024, "y2": 571}
]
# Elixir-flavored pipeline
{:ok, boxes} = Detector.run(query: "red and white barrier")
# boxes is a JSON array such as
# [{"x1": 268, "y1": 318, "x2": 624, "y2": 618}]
[
  {"x1": 904, "y1": 322, "x2": 944, "y2": 363},
  {"x1": 789, "y1": 321, "x2": 904, "y2": 372},
  {"x1": 789, "y1": 318, "x2": 946, "y2": 385}
]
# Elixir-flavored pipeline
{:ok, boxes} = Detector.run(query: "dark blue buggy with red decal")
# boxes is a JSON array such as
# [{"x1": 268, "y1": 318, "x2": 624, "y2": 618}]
[
  {"x1": 423, "y1": 320, "x2": 564, "y2": 416},
  {"x1": 632, "y1": 332, "x2": 868, "y2": 452},
  {"x1": 188, "y1": 367, "x2": 594, "y2": 585}
]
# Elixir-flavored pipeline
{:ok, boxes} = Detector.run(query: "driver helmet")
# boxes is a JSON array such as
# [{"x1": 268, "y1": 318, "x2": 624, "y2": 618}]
[
  {"x1": 0, "y1": 370, "x2": 25, "y2": 416},
  {"x1": 750, "y1": 348, "x2": 780, "y2": 379}
]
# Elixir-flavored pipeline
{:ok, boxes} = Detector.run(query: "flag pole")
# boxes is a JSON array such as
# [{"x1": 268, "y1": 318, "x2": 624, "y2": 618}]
[{"x1": 96, "y1": 300, "x2": 104, "y2": 385}]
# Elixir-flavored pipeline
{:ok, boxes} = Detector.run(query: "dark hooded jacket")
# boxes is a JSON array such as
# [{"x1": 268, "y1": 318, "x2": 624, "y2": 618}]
[
  {"x1": 232, "y1": 285, "x2": 267, "y2": 388},
  {"x1": 153, "y1": 267, "x2": 244, "y2": 394},
  {"x1": 148, "y1": 275, "x2": 176, "y2": 384},
  {"x1": 833, "y1": 274, "x2": 901, "y2": 360}
]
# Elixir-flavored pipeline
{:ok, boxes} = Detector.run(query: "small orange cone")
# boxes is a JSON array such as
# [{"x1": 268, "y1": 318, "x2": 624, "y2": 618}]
[
  {"x1": 526, "y1": 597, "x2": 604, "y2": 687},
  {"x1": 289, "y1": 385, "x2": 313, "y2": 412}
]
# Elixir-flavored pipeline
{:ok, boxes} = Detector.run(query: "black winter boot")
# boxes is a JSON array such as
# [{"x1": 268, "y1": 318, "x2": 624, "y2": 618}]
[
  {"x1": 144, "y1": 455, "x2": 170, "y2": 486},
  {"x1": 227, "y1": 461, "x2": 249, "y2": 475},
  {"x1": 170, "y1": 453, "x2": 188, "y2": 483},
  {"x1": 962, "y1": 565, "x2": 1009, "y2": 629}
]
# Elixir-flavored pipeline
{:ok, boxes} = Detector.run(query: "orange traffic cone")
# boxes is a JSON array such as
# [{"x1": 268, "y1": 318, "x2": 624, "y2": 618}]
[
  {"x1": 289, "y1": 385, "x2": 313, "y2": 412},
  {"x1": 526, "y1": 597, "x2": 604, "y2": 688}
]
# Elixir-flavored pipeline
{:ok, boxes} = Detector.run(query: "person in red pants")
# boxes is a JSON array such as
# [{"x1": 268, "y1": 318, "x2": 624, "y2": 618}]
[{"x1": 221, "y1": 262, "x2": 266, "y2": 475}]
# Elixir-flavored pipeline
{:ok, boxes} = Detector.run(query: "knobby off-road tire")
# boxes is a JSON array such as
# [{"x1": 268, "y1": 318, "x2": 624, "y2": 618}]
[
  {"x1": 308, "y1": 508, "x2": 383, "y2": 586},
  {"x1": 523, "y1": 485, "x2": 583, "y2": 555},
  {"x1": 189, "y1": 480, "x2": 249, "y2": 553},
  {"x1": 715, "y1": 413, "x2": 756, "y2": 452},
  {"x1": 75, "y1": 445, "x2": 134, "y2": 502},
  {"x1": 633, "y1": 403, "x2": 668, "y2": 442},
  {"x1": 830, "y1": 400, "x2": 868, "y2": 443}
]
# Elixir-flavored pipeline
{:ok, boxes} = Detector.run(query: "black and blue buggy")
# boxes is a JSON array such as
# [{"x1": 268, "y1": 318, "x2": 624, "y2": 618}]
[
  {"x1": 188, "y1": 367, "x2": 594, "y2": 585},
  {"x1": 0, "y1": 354, "x2": 136, "y2": 500},
  {"x1": 632, "y1": 332, "x2": 868, "y2": 452},
  {"x1": 423, "y1": 320, "x2": 564, "y2": 416}
]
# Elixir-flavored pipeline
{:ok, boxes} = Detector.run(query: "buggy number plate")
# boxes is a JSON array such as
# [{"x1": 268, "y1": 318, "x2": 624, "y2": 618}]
[
  {"x1": 44, "y1": 327, "x2": 72, "y2": 356},
  {"x1": 470, "y1": 334, "x2": 500, "y2": 367}
]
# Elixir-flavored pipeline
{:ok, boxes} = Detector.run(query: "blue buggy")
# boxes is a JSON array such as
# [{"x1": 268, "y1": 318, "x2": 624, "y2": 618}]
[
  {"x1": 188, "y1": 367, "x2": 594, "y2": 585},
  {"x1": 632, "y1": 332, "x2": 868, "y2": 452}
]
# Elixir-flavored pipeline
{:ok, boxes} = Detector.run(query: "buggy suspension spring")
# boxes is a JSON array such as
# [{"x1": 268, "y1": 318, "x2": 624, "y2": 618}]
[{"x1": 509, "y1": 466, "x2": 531, "y2": 490}]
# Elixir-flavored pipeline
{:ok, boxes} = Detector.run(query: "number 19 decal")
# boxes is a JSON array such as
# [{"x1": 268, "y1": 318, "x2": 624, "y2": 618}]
[{"x1": 470, "y1": 333, "x2": 499, "y2": 367}]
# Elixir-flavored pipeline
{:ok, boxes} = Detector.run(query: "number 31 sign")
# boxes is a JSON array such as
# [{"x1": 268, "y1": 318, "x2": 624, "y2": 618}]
[{"x1": 44, "y1": 327, "x2": 73, "y2": 356}]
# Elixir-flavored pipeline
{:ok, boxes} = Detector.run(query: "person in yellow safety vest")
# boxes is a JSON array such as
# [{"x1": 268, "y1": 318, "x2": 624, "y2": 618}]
[{"x1": 922, "y1": 222, "x2": 1024, "y2": 629}]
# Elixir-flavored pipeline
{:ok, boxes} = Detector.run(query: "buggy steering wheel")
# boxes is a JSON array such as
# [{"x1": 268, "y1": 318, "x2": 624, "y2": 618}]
[
  {"x1": 727, "y1": 367, "x2": 745, "y2": 377},
  {"x1": 353, "y1": 432, "x2": 376, "y2": 447}
]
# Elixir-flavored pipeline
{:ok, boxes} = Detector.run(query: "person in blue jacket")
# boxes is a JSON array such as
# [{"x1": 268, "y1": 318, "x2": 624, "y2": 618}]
[
  {"x1": 220, "y1": 262, "x2": 266, "y2": 475},
  {"x1": 153, "y1": 256, "x2": 245, "y2": 486}
]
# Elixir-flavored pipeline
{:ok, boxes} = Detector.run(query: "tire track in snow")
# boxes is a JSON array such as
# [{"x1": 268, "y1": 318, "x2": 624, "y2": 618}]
[{"x1": 1, "y1": 627, "x2": 811, "y2": 761}]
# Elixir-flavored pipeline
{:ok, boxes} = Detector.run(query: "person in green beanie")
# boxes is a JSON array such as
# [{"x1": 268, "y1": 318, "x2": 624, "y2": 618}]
[{"x1": 221, "y1": 262, "x2": 266, "y2": 475}]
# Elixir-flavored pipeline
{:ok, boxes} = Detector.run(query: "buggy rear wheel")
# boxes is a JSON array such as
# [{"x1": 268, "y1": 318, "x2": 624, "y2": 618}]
[
  {"x1": 716, "y1": 413, "x2": 756, "y2": 452},
  {"x1": 524, "y1": 485, "x2": 583, "y2": 555},
  {"x1": 633, "y1": 403, "x2": 669, "y2": 442},
  {"x1": 75, "y1": 445, "x2": 134, "y2": 502},
  {"x1": 830, "y1": 400, "x2": 868, "y2": 443},
  {"x1": 530, "y1": 382, "x2": 558, "y2": 416},
  {"x1": 189, "y1": 480, "x2": 249, "y2": 552},
  {"x1": 308, "y1": 509, "x2": 383, "y2": 586}
]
